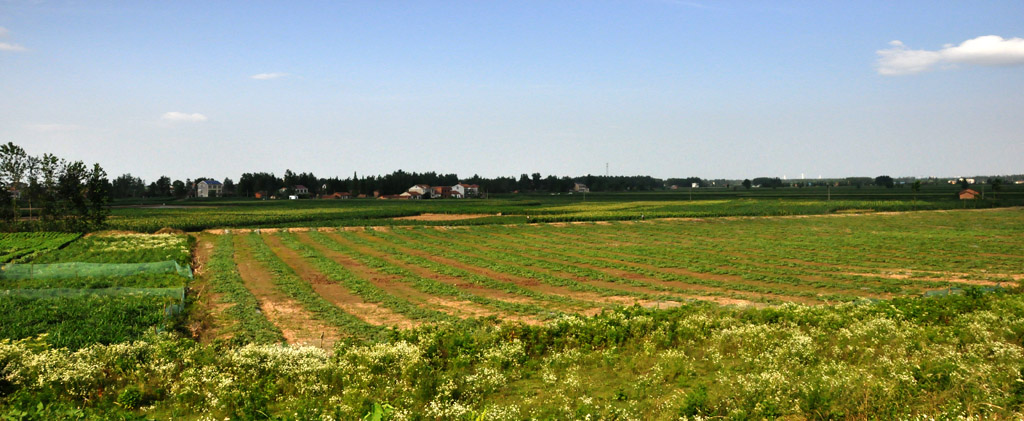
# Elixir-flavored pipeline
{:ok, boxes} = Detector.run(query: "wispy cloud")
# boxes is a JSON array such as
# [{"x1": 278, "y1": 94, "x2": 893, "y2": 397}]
[
  {"x1": 161, "y1": 112, "x2": 208, "y2": 122},
  {"x1": 877, "y1": 35, "x2": 1024, "y2": 75},
  {"x1": 26, "y1": 123, "x2": 83, "y2": 133},
  {"x1": 251, "y1": 72, "x2": 288, "y2": 80},
  {"x1": 0, "y1": 27, "x2": 27, "y2": 52}
]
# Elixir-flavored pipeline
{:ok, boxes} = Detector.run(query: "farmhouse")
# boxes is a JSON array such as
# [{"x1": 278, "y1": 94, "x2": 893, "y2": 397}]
[
  {"x1": 323, "y1": 192, "x2": 351, "y2": 199},
  {"x1": 408, "y1": 184, "x2": 431, "y2": 196},
  {"x1": 196, "y1": 179, "x2": 222, "y2": 198},
  {"x1": 959, "y1": 189, "x2": 980, "y2": 200},
  {"x1": 573, "y1": 183, "x2": 590, "y2": 193},
  {"x1": 399, "y1": 191, "x2": 424, "y2": 200},
  {"x1": 431, "y1": 186, "x2": 452, "y2": 198},
  {"x1": 293, "y1": 185, "x2": 310, "y2": 196}
]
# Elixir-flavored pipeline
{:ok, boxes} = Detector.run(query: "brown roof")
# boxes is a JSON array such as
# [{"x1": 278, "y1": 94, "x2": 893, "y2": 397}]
[{"x1": 960, "y1": 189, "x2": 979, "y2": 195}]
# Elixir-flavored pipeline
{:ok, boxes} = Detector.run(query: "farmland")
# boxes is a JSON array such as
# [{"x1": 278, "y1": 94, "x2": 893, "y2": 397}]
[
  {"x1": 96, "y1": 183, "x2": 1024, "y2": 233},
  {"x1": 198, "y1": 208, "x2": 1024, "y2": 344},
  {"x1": 2, "y1": 205, "x2": 1024, "y2": 419},
  {"x1": 0, "y1": 233, "x2": 193, "y2": 349}
]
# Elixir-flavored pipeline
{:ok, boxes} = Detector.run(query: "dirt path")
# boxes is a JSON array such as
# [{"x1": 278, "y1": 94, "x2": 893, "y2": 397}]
[
  {"x1": 188, "y1": 233, "x2": 229, "y2": 342},
  {"x1": 260, "y1": 233, "x2": 419, "y2": 329},
  {"x1": 232, "y1": 235, "x2": 342, "y2": 348},
  {"x1": 292, "y1": 231, "x2": 506, "y2": 320},
  {"x1": 319, "y1": 231, "x2": 549, "y2": 322},
  {"x1": 393, "y1": 213, "x2": 493, "y2": 221}
]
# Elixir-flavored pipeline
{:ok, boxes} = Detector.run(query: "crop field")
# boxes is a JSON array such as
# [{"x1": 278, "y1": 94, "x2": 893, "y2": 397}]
[
  {"x1": 199, "y1": 208, "x2": 1024, "y2": 345},
  {"x1": 0, "y1": 232, "x2": 81, "y2": 263},
  {"x1": 105, "y1": 188, "x2": 1024, "y2": 232},
  {"x1": 0, "y1": 233, "x2": 193, "y2": 349},
  {"x1": 4, "y1": 207, "x2": 1024, "y2": 419}
]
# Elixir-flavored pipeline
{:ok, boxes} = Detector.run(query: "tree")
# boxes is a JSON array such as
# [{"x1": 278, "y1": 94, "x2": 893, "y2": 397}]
[
  {"x1": 0, "y1": 142, "x2": 31, "y2": 219},
  {"x1": 874, "y1": 175, "x2": 894, "y2": 188},
  {"x1": 989, "y1": 178, "x2": 1003, "y2": 199},
  {"x1": 86, "y1": 163, "x2": 109, "y2": 226},
  {"x1": 111, "y1": 174, "x2": 146, "y2": 198},
  {"x1": 742, "y1": 179, "x2": 752, "y2": 189},
  {"x1": 172, "y1": 180, "x2": 187, "y2": 198},
  {"x1": 959, "y1": 178, "x2": 970, "y2": 190},
  {"x1": 222, "y1": 178, "x2": 235, "y2": 196}
]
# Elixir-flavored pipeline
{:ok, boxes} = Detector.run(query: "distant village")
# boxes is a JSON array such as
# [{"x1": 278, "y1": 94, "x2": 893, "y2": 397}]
[{"x1": 193, "y1": 180, "x2": 585, "y2": 200}]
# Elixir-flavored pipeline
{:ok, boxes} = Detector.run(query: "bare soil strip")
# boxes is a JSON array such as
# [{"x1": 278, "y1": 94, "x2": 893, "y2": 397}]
[
  {"x1": 320, "y1": 231, "x2": 549, "y2": 321},
  {"x1": 350, "y1": 230, "x2": 619, "y2": 313},
  {"x1": 260, "y1": 233, "x2": 419, "y2": 329},
  {"x1": 189, "y1": 234, "x2": 232, "y2": 342},
  {"x1": 393, "y1": 213, "x2": 493, "y2": 221},
  {"x1": 232, "y1": 236, "x2": 342, "y2": 348},
  {"x1": 292, "y1": 231, "x2": 504, "y2": 320}
]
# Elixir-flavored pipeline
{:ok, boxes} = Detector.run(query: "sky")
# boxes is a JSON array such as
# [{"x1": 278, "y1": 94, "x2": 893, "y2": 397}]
[{"x1": 1, "y1": 1, "x2": 1023, "y2": 182}]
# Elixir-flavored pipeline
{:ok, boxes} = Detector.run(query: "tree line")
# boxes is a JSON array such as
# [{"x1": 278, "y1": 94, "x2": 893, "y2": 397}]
[{"x1": 0, "y1": 143, "x2": 108, "y2": 231}]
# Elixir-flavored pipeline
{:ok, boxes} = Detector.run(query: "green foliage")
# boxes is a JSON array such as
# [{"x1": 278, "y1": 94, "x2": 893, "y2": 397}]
[
  {"x1": 0, "y1": 232, "x2": 81, "y2": 263},
  {"x1": 27, "y1": 233, "x2": 192, "y2": 266},
  {"x1": 3, "y1": 292, "x2": 1024, "y2": 418},
  {"x1": 205, "y1": 234, "x2": 284, "y2": 345}
]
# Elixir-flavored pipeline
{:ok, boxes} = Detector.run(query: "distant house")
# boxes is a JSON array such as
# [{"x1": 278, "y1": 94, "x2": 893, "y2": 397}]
[
  {"x1": 323, "y1": 192, "x2": 351, "y2": 199},
  {"x1": 573, "y1": 183, "x2": 589, "y2": 193},
  {"x1": 959, "y1": 189, "x2": 980, "y2": 200},
  {"x1": 408, "y1": 184, "x2": 431, "y2": 196},
  {"x1": 464, "y1": 184, "x2": 480, "y2": 197},
  {"x1": 254, "y1": 191, "x2": 268, "y2": 199},
  {"x1": 197, "y1": 179, "x2": 223, "y2": 198},
  {"x1": 400, "y1": 191, "x2": 423, "y2": 200},
  {"x1": 445, "y1": 190, "x2": 463, "y2": 199},
  {"x1": 294, "y1": 185, "x2": 310, "y2": 196},
  {"x1": 431, "y1": 186, "x2": 452, "y2": 199}
]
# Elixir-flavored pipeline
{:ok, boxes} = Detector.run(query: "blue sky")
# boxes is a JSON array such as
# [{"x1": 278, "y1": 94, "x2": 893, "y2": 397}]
[{"x1": 2, "y1": 1, "x2": 1023, "y2": 181}]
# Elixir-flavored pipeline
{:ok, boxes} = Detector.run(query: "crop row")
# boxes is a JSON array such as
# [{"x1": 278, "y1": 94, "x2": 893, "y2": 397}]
[{"x1": 0, "y1": 232, "x2": 81, "y2": 263}]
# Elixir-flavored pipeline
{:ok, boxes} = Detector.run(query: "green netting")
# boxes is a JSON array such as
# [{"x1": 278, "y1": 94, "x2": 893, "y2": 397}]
[
  {"x1": 1, "y1": 287, "x2": 188, "y2": 317},
  {"x1": 1, "y1": 287, "x2": 185, "y2": 299},
  {"x1": 0, "y1": 261, "x2": 193, "y2": 280}
]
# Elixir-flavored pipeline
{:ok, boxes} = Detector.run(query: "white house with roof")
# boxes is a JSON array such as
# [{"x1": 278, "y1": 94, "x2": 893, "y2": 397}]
[
  {"x1": 197, "y1": 179, "x2": 223, "y2": 198},
  {"x1": 408, "y1": 184, "x2": 431, "y2": 196}
]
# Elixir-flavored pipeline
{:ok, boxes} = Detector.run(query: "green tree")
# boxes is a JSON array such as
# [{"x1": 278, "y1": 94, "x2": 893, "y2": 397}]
[
  {"x1": 86, "y1": 163, "x2": 109, "y2": 226},
  {"x1": 742, "y1": 179, "x2": 752, "y2": 189},
  {"x1": 874, "y1": 175, "x2": 895, "y2": 188},
  {"x1": 0, "y1": 142, "x2": 31, "y2": 221},
  {"x1": 172, "y1": 180, "x2": 187, "y2": 198},
  {"x1": 959, "y1": 178, "x2": 970, "y2": 190}
]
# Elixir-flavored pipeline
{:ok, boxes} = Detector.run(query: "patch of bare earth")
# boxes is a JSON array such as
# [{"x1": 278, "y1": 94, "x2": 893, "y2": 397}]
[
  {"x1": 319, "y1": 231, "x2": 546, "y2": 323},
  {"x1": 394, "y1": 213, "x2": 493, "y2": 221},
  {"x1": 351, "y1": 230, "x2": 614, "y2": 313},
  {"x1": 233, "y1": 235, "x2": 342, "y2": 348},
  {"x1": 260, "y1": 233, "x2": 419, "y2": 329},
  {"x1": 188, "y1": 233, "x2": 230, "y2": 342},
  {"x1": 292, "y1": 231, "x2": 505, "y2": 320}
]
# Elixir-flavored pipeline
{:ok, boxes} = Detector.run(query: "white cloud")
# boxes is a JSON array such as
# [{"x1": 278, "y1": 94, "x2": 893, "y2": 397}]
[
  {"x1": 251, "y1": 72, "x2": 288, "y2": 80},
  {"x1": 878, "y1": 35, "x2": 1024, "y2": 75},
  {"x1": 0, "y1": 27, "x2": 27, "y2": 52},
  {"x1": 0, "y1": 42, "x2": 26, "y2": 52},
  {"x1": 161, "y1": 112, "x2": 208, "y2": 122}
]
